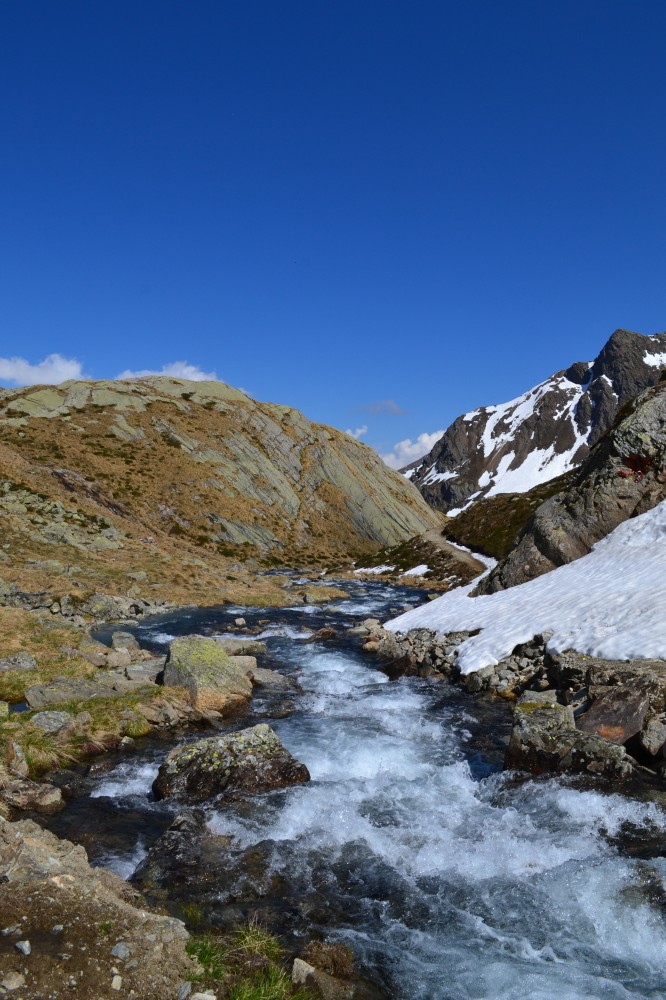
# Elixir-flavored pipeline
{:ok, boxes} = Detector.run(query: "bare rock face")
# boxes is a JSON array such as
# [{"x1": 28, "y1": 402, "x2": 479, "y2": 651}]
[
  {"x1": 407, "y1": 329, "x2": 666, "y2": 513},
  {"x1": 163, "y1": 635, "x2": 254, "y2": 714},
  {"x1": 479, "y1": 380, "x2": 666, "y2": 592},
  {"x1": 152, "y1": 723, "x2": 310, "y2": 803}
]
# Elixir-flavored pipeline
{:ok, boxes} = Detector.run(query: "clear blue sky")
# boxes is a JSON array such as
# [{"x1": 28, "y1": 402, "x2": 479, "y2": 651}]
[{"x1": 2, "y1": 1, "x2": 666, "y2": 465}]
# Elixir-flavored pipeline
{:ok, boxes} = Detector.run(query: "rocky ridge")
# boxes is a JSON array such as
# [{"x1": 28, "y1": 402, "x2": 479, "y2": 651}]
[
  {"x1": 405, "y1": 328, "x2": 666, "y2": 513},
  {"x1": 0, "y1": 375, "x2": 440, "y2": 611}
]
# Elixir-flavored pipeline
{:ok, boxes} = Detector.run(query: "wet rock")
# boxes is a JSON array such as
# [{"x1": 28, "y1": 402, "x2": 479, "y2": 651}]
[
  {"x1": 15, "y1": 939, "x2": 30, "y2": 955},
  {"x1": 0, "y1": 651, "x2": 38, "y2": 671},
  {"x1": 163, "y1": 635, "x2": 253, "y2": 714},
  {"x1": 0, "y1": 779, "x2": 65, "y2": 814},
  {"x1": 577, "y1": 684, "x2": 651, "y2": 743},
  {"x1": 213, "y1": 637, "x2": 267, "y2": 656},
  {"x1": 131, "y1": 811, "x2": 213, "y2": 891},
  {"x1": 639, "y1": 716, "x2": 666, "y2": 757},
  {"x1": 505, "y1": 693, "x2": 634, "y2": 782},
  {"x1": 249, "y1": 667, "x2": 295, "y2": 691},
  {"x1": 152, "y1": 723, "x2": 310, "y2": 803},
  {"x1": 29, "y1": 710, "x2": 74, "y2": 734},
  {"x1": 312, "y1": 627, "x2": 338, "y2": 641}
]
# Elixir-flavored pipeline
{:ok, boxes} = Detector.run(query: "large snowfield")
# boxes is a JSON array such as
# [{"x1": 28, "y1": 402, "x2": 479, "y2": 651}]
[{"x1": 386, "y1": 499, "x2": 666, "y2": 673}]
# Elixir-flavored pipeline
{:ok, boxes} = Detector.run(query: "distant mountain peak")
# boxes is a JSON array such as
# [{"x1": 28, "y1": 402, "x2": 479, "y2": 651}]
[{"x1": 406, "y1": 328, "x2": 666, "y2": 514}]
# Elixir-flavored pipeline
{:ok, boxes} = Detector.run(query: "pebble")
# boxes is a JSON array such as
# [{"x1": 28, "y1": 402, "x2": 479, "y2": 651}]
[
  {"x1": 111, "y1": 974, "x2": 123, "y2": 990},
  {"x1": 1, "y1": 972, "x2": 26, "y2": 991},
  {"x1": 190, "y1": 992, "x2": 217, "y2": 1000},
  {"x1": 15, "y1": 939, "x2": 31, "y2": 955},
  {"x1": 51, "y1": 924, "x2": 64, "y2": 935},
  {"x1": 111, "y1": 942, "x2": 131, "y2": 960}
]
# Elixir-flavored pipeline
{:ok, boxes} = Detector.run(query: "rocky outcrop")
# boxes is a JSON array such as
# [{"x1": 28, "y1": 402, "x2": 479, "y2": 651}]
[
  {"x1": 406, "y1": 329, "x2": 666, "y2": 512},
  {"x1": 163, "y1": 635, "x2": 254, "y2": 714},
  {"x1": 152, "y1": 723, "x2": 310, "y2": 803},
  {"x1": 0, "y1": 816, "x2": 194, "y2": 998},
  {"x1": 479, "y1": 380, "x2": 666, "y2": 592},
  {"x1": 504, "y1": 693, "x2": 634, "y2": 782}
]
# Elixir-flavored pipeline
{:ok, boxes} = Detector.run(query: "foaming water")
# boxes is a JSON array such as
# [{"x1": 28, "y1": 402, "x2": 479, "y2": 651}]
[
  {"x1": 86, "y1": 582, "x2": 666, "y2": 998},
  {"x1": 90, "y1": 760, "x2": 160, "y2": 799},
  {"x1": 208, "y1": 639, "x2": 666, "y2": 999}
]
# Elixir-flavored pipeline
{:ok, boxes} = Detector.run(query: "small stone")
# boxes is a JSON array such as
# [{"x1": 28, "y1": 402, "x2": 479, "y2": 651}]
[
  {"x1": 111, "y1": 942, "x2": 131, "y2": 960},
  {"x1": 111, "y1": 974, "x2": 122, "y2": 990},
  {"x1": 190, "y1": 993, "x2": 217, "y2": 1000},
  {"x1": 15, "y1": 939, "x2": 31, "y2": 955},
  {"x1": 0, "y1": 651, "x2": 38, "y2": 672},
  {"x1": 178, "y1": 985, "x2": 193, "y2": 1000},
  {"x1": 51, "y1": 924, "x2": 64, "y2": 934},
  {"x1": 234, "y1": 617, "x2": 246, "y2": 626},
  {"x1": 30, "y1": 710, "x2": 74, "y2": 734},
  {"x1": 292, "y1": 958, "x2": 316, "y2": 985},
  {"x1": 1, "y1": 971, "x2": 26, "y2": 991}
]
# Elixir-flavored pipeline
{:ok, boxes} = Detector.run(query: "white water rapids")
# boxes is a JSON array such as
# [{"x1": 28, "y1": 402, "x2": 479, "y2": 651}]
[{"x1": 86, "y1": 584, "x2": 666, "y2": 999}]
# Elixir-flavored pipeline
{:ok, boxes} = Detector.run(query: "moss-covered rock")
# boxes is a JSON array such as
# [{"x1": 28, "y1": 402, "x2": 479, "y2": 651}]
[
  {"x1": 152, "y1": 723, "x2": 310, "y2": 803},
  {"x1": 163, "y1": 635, "x2": 254, "y2": 714}
]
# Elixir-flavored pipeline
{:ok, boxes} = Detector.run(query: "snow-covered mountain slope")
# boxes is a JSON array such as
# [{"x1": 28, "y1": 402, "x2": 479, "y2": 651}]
[
  {"x1": 406, "y1": 328, "x2": 666, "y2": 514},
  {"x1": 385, "y1": 499, "x2": 666, "y2": 674}
]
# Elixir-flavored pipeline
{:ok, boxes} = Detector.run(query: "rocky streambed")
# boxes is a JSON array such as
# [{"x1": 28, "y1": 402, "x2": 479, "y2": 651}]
[{"x1": 27, "y1": 579, "x2": 666, "y2": 998}]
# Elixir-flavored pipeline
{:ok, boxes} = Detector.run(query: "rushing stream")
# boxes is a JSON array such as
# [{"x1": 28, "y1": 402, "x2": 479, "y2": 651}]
[{"x1": 43, "y1": 579, "x2": 666, "y2": 999}]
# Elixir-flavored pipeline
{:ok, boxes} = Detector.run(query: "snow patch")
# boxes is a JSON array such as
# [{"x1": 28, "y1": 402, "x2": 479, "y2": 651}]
[
  {"x1": 644, "y1": 350, "x2": 666, "y2": 368},
  {"x1": 401, "y1": 564, "x2": 429, "y2": 577},
  {"x1": 386, "y1": 501, "x2": 666, "y2": 673},
  {"x1": 353, "y1": 564, "x2": 395, "y2": 575}
]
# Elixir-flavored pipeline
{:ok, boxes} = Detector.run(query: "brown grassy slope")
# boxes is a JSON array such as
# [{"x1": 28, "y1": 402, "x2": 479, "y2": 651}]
[{"x1": 0, "y1": 377, "x2": 440, "y2": 605}]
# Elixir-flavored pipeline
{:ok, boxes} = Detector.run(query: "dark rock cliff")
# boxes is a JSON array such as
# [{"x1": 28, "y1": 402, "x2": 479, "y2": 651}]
[
  {"x1": 406, "y1": 329, "x2": 666, "y2": 513},
  {"x1": 476, "y1": 378, "x2": 666, "y2": 593}
]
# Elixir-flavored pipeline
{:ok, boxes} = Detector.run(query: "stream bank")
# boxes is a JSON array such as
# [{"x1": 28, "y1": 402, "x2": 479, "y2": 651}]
[{"x1": 29, "y1": 577, "x2": 666, "y2": 999}]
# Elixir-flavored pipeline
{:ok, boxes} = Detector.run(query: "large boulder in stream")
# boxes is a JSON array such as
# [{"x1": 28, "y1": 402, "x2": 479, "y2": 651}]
[
  {"x1": 152, "y1": 723, "x2": 310, "y2": 803},
  {"x1": 505, "y1": 692, "x2": 634, "y2": 782},
  {"x1": 163, "y1": 635, "x2": 254, "y2": 714}
]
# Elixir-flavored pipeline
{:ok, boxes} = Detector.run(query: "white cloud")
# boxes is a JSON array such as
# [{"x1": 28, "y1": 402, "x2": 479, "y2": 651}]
[
  {"x1": 381, "y1": 430, "x2": 444, "y2": 469},
  {"x1": 346, "y1": 425, "x2": 368, "y2": 440},
  {"x1": 116, "y1": 361, "x2": 218, "y2": 381},
  {"x1": 0, "y1": 353, "x2": 86, "y2": 387}
]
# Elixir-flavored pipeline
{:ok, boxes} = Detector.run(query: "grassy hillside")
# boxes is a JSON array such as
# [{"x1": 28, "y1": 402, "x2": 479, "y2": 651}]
[{"x1": 0, "y1": 376, "x2": 440, "y2": 608}]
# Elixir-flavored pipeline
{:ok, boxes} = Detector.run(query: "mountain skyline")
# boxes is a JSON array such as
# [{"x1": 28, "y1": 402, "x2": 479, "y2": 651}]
[{"x1": 3, "y1": 3, "x2": 666, "y2": 465}]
